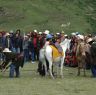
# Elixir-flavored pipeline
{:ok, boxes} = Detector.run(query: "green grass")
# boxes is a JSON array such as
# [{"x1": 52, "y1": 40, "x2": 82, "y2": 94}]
[
  {"x1": 0, "y1": 0, "x2": 96, "y2": 34},
  {"x1": 0, "y1": 62, "x2": 96, "y2": 95}
]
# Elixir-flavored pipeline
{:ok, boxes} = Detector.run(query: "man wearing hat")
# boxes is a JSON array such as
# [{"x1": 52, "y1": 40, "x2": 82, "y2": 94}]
[
  {"x1": 89, "y1": 38, "x2": 96, "y2": 77},
  {"x1": 3, "y1": 48, "x2": 21, "y2": 78},
  {"x1": 32, "y1": 30, "x2": 38, "y2": 61},
  {"x1": 44, "y1": 30, "x2": 50, "y2": 35},
  {"x1": 37, "y1": 32, "x2": 44, "y2": 60},
  {"x1": 23, "y1": 35, "x2": 29, "y2": 62}
]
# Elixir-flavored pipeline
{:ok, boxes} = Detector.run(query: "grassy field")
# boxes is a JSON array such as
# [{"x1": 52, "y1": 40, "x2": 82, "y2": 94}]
[
  {"x1": 0, "y1": 62, "x2": 96, "y2": 95},
  {"x1": 0, "y1": 0, "x2": 96, "y2": 34}
]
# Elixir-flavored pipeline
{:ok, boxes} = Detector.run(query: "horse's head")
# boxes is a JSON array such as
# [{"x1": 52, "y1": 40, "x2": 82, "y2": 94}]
[{"x1": 60, "y1": 39, "x2": 71, "y2": 52}]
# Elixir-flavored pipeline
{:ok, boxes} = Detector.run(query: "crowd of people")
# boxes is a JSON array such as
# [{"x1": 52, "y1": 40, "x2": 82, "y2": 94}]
[{"x1": 0, "y1": 29, "x2": 96, "y2": 78}]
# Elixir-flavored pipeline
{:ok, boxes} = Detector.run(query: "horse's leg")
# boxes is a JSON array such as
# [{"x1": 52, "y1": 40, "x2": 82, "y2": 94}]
[
  {"x1": 77, "y1": 62, "x2": 80, "y2": 76},
  {"x1": 60, "y1": 63, "x2": 64, "y2": 78},
  {"x1": 56, "y1": 64, "x2": 59, "y2": 77},
  {"x1": 43, "y1": 59, "x2": 48, "y2": 76},
  {"x1": 44, "y1": 63, "x2": 48, "y2": 76},
  {"x1": 83, "y1": 67, "x2": 86, "y2": 77},
  {"x1": 60, "y1": 58, "x2": 64, "y2": 78},
  {"x1": 77, "y1": 67, "x2": 80, "y2": 76},
  {"x1": 83, "y1": 62, "x2": 86, "y2": 77},
  {"x1": 49, "y1": 61, "x2": 54, "y2": 79}
]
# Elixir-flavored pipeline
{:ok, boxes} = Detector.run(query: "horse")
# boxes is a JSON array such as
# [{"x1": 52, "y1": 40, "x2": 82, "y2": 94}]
[
  {"x1": 76, "y1": 41, "x2": 91, "y2": 76},
  {"x1": 38, "y1": 38, "x2": 71, "y2": 79}
]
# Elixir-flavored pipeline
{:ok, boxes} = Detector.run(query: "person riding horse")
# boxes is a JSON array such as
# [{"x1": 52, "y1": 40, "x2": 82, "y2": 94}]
[
  {"x1": 38, "y1": 33, "x2": 70, "y2": 79},
  {"x1": 55, "y1": 37, "x2": 63, "y2": 56}
]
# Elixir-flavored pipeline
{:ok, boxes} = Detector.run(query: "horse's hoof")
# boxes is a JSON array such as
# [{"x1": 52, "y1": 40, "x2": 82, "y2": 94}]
[{"x1": 52, "y1": 77, "x2": 55, "y2": 79}]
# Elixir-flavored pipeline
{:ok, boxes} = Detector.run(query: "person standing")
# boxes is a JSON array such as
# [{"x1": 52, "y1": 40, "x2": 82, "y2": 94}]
[
  {"x1": 90, "y1": 38, "x2": 96, "y2": 77},
  {"x1": 0, "y1": 32, "x2": 3, "y2": 61},
  {"x1": 23, "y1": 35, "x2": 29, "y2": 62}
]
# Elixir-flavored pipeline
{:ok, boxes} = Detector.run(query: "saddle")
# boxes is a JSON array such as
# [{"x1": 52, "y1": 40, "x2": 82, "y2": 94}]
[{"x1": 50, "y1": 45, "x2": 64, "y2": 59}]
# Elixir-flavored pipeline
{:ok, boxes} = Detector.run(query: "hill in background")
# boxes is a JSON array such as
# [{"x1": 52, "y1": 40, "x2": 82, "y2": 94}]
[{"x1": 0, "y1": 0, "x2": 96, "y2": 34}]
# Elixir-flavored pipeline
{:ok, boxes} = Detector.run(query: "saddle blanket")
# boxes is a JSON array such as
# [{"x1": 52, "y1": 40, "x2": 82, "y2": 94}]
[{"x1": 50, "y1": 45, "x2": 64, "y2": 59}]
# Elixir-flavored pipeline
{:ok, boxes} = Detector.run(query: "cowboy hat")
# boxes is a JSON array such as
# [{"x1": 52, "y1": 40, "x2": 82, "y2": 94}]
[
  {"x1": 64, "y1": 34, "x2": 68, "y2": 37},
  {"x1": 87, "y1": 38, "x2": 93, "y2": 43},
  {"x1": 56, "y1": 32, "x2": 60, "y2": 35},
  {"x1": 9, "y1": 30, "x2": 14, "y2": 34},
  {"x1": 77, "y1": 34, "x2": 84, "y2": 40},
  {"x1": 34, "y1": 29, "x2": 37, "y2": 33},
  {"x1": 71, "y1": 32, "x2": 76, "y2": 36},
  {"x1": 39, "y1": 32, "x2": 42, "y2": 35},
  {"x1": 44, "y1": 30, "x2": 50, "y2": 34},
  {"x1": 3, "y1": 48, "x2": 12, "y2": 52},
  {"x1": 5, "y1": 33, "x2": 10, "y2": 36}
]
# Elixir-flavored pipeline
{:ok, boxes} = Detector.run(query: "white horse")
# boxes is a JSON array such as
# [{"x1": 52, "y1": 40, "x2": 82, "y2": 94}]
[{"x1": 39, "y1": 38, "x2": 71, "y2": 79}]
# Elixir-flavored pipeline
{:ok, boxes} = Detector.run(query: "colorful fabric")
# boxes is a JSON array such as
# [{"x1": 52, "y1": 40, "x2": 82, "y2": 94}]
[{"x1": 50, "y1": 45, "x2": 64, "y2": 59}]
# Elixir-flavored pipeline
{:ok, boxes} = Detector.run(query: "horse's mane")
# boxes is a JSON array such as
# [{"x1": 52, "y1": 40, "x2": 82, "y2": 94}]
[{"x1": 60, "y1": 39, "x2": 71, "y2": 51}]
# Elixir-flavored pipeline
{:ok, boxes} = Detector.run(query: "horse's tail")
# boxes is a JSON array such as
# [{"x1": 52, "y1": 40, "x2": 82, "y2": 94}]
[{"x1": 37, "y1": 61, "x2": 46, "y2": 76}]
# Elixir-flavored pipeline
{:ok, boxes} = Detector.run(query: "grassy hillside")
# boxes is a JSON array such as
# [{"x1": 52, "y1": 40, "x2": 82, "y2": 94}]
[{"x1": 0, "y1": 0, "x2": 96, "y2": 34}]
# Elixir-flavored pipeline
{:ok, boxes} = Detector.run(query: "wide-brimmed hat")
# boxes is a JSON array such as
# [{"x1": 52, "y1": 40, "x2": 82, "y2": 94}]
[
  {"x1": 56, "y1": 32, "x2": 60, "y2": 35},
  {"x1": 34, "y1": 29, "x2": 37, "y2": 33},
  {"x1": 44, "y1": 30, "x2": 50, "y2": 34},
  {"x1": 46, "y1": 34, "x2": 53, "y2": 39},
  {"x1": 64, "y1": 34, "x2": 68, "y2": 37},
  {"x1": 9, "y1": 30, "x2": 14, "y2": 34},
  {"x1": 39, "y1": 32, "x2": 42, "y2": 35},
  {"x1": 87, "y1": 38, "x2": 93, "y2": 43},
  {"x1": 71, "y1": 32, "x2": 76, "y2": 36},
  {"x1": 5, "y1": 33, "x2": 10, "y2": 36},
  {"x1": 3, "y1": 48, "x2": 12, "y2": 52},
  {"x1": 77, "y1": 34, "x2": 84, "y2": 40}
]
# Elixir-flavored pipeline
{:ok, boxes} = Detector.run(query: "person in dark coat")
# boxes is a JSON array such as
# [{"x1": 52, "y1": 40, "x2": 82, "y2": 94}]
[
  {"x1": 2, "y1": 48, "x2": 24, "y2": 78},
  {"x1": 9, "y1": 52, "x2": 24, "y2": 78},
  {"x1": 0, "y1": 32, "x2": 3, "y2": 61},
  {"x1": 90, "y1": 38, "x2": 96, "y2": 77},
  {"x1": 23, "y1": 35, "x2": 29, "y2": 62},
  {"x1": 32, "y1": 31, "x2": 38, "y2": 61},
  {"x1": 14, "y1": 33, "x2": 20, "y2": 53}
]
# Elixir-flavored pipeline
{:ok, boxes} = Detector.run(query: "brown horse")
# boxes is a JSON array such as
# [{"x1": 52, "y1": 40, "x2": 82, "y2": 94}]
[{"x1": 76, "y1": 41, "x2": 91, "y2": 76}]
